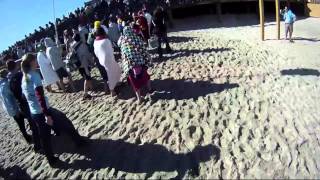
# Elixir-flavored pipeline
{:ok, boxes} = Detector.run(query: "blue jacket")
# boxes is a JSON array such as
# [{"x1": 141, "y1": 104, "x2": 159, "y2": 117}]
[
  {"x1": 0, "y1": 78, "x2": 19, "y2": 117},
  {"x1": 283, "y1": 10, "x2": 296, "y2": 24}
]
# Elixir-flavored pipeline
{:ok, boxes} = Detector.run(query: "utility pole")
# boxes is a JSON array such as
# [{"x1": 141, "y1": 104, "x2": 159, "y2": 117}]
[
  {"x1": 275, "y1": 0, "x2": 280, "y2": 40},
  {"x1": 53, "y1": 0, "x2": 59, "y2": 45},
  {"x1": 259, "y1": 0, "x2": 265, "y2": 41}
]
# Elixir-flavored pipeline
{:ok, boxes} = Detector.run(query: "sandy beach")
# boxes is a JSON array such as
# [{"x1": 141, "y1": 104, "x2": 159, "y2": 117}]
[{"x1": 1, "y1": 14, "x2": 319, "y2": 179}]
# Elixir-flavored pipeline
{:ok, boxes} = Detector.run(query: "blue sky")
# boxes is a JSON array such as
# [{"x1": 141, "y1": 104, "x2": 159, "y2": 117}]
[{"x1": 0, "y1": 0, "x2": 87, "y2": 52}]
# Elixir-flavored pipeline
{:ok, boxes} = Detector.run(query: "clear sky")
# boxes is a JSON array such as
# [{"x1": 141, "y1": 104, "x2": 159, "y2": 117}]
[{"x1": 0, "y1": 0, "x2": 87, "y2": 52}]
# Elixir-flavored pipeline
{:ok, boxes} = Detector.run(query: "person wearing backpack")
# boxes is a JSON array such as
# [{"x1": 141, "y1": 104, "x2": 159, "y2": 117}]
[
  {"x1": 71, "y1": 33, "x2": 94, "y2": 100},
  {"x1": 150, "y1": 6, "x2": 172, "y2": 59},
  {"x1": 281, "y1": 6, "x2": 296, "y2": 42}
]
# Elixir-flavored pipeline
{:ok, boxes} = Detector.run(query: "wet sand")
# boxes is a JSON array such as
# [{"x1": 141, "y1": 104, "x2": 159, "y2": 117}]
[{"x1": 1, "y1": 14, "x2": 319, "y2": 179}]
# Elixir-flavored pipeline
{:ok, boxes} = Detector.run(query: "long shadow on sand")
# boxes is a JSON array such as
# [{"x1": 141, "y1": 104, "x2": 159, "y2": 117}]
[
  {"x1": 156, "y1": 47, "x2": 232, "y2": 62},
  {"x1": 118, "y1": 79, "x2": 239, "y2": 101},
  {"x1": 151, "y1": 79, "x2": 239, "y2": 101},
  {"x1": 169, "y1": 36, "x2": 196, "y2": 43},
  {"x1": 266, "y1": 37, "x2": 320, "y2": 42},
  {"x1": 293, "y1": 37, "x2": 320, "y2": 42},
  {"x1": 58, "y1": 139, "x2": 219, "y2": 178},
  {"x1": 50, "y1": 108, "x2": 220, "y2": 178},
  {"x1": 0, "y1": 166, "x2": 31, "y2": 180},
  {"x1": 281, "y1": 68, "x2": 320, "y2": 76}
]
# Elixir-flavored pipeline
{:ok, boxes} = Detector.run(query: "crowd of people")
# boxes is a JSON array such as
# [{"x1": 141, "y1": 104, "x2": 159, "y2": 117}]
[
  {"x1": 0, "y1": 0, "x2": 300, "y2": 169},
  {"x1": 0, "y1": 55, "x2": 85, "y2": 167},
  {"x1": 0, "y1": 0, "x2": 172, "y2": 63},
  {"x1": 1, "y1": 0, "x2": 174, "y2": 98},
  {"x1": 0, "y1": 0, "x2": 175, "y2": 167}
]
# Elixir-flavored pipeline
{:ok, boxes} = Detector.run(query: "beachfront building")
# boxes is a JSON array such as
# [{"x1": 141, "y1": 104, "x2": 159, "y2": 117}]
[{"x1": 170, "y1": 0, "x2": 305, "y2": 16}]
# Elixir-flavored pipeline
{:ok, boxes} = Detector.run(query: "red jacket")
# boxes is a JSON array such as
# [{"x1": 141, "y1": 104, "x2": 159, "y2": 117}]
[{"x1": 137, "y1": 16, "x2": 148, "y2": 31}]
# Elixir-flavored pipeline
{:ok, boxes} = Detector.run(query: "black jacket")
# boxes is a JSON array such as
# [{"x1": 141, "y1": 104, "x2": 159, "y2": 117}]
[
  {"x1": 7, "y1": 71, "x2": 31, "y2": 117},
  {"x1": 151, "y1": 9, "x2": 168, "y2": 35}
]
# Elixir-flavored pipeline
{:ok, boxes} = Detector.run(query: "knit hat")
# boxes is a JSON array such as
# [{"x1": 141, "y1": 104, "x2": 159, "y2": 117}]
[{"x1": 94, "y1": 21, "x2": 101, "y2": 30}]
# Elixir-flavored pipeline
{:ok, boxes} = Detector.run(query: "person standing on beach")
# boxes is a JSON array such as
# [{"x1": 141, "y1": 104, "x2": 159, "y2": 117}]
[
  {"x1": 5, "y1": 60, "x2": 40, "y2": 147},
  {"x1": 281, "y1": 6, "x2": 296, "y2": 42},
  {"x1": 118, "y1": 27, "x2": 152, "y2": 103},
  {"x1": 63, "y1": 30, "x2": 73, "y2": 54},
  {"x1": 137, "y1": 11, "x2": 150, "y2": 42},
  {"x1": 108, "y1": 16, "x2": 122, "y2": 47},
  {"x1": 79, "y1": 24, "x2": 89, "y2": 44},
  {"x1": 87, "y1": 26, "x2": 110, "y2": 94},
  {"x1": 36, "y1": 43, "x2": 60, "y2": 93},
  {"x1": 44, "y1": 38, "x2": 74, "y2": 92},
  {"x1": 143, "y1": 9, "x2": 153, "y2": 36},
  {"x1": 151, "y1": 6, "x2": 172, "y2": 58},
  {"x1": 21, "y1": 53, "x2": 86, "y2": 167},
  {"x1": 94, "y1": 27, "x2": 122, "y2": 97},
  {"x1": 117, "y1": 16, "x2": 125, "y2": 34},
  {"x1": 132, "y1": 12, "x2": 143, "y2": 37},
  {"x1": 71, "y1": 33, "x2": 94, "y2": 100},
  {"x1": 0, "y1": 70, "x2": 33, "y2": 144},
  {"x1": 21, "y1": 53, "x2": 59, "y2": 166}
]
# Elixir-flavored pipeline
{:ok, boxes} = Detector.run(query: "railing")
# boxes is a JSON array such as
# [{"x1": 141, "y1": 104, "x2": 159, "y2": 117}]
[{"x1": 170, "y1": 0, "x2": 289, "y2": 8}]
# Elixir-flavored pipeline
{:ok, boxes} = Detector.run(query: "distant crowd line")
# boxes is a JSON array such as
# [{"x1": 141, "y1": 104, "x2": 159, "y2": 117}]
[{"x1": 0, "y1": 0, "x2": 175, "y2": 167}]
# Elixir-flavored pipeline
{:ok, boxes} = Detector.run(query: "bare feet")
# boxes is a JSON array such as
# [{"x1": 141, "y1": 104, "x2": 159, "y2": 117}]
[
  {"x1": 137, "y1": 97, "x2": 145, "y2": 104},
  {"x1": 110, "y1": 90, "x2": 117, "y2": 97},
  {"x1": 45, "y1": 87, "x2": 52, "y2": 93}
]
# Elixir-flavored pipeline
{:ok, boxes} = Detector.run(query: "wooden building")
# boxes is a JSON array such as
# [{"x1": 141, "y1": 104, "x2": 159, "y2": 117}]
[{"x1": 170, "y1": 0, "x2": 306, "y2": 18}]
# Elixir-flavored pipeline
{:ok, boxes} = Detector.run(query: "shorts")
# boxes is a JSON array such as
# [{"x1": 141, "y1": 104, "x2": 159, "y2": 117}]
[
  {"x1": 79, "y1": 67, "x2": 92, "y2": 80},
  {"x1": 55, "y1": 67, "x2": 69, "y2": 79}
]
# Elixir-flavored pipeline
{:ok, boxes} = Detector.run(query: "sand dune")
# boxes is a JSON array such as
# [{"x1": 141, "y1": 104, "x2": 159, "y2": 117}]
[{"x1": 1, "y1": 15, "x2": 319, "y2": 179}]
